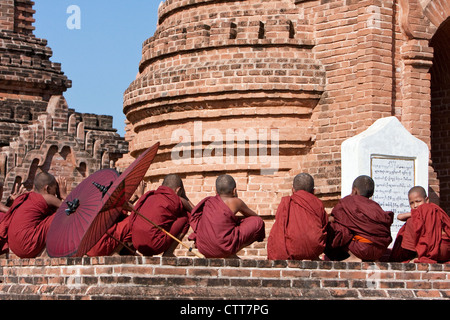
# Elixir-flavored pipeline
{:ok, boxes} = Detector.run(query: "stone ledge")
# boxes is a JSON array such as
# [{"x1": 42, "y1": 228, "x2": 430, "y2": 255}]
[{"x1": 0, "y1": 256, "x2": 448, "y2": 300}]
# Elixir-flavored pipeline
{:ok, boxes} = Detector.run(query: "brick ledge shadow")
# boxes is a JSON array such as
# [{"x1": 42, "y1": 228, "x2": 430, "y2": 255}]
[{"x1": 0, "y1": 256, "x2": 448, "y2": 300}]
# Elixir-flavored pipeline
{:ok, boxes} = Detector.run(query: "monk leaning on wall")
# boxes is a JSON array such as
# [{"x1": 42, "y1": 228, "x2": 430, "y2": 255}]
[
  {"x1": 188, "y1": 174, "x2": 265, "y2": 259},
  {"x1": 325, "y1": 175, "x2": 394, "y2": 262},
  {"x1": 267, "y1": 173, "x2": 328, "y2": 261},
  {"x1": 390, "y1": 186, "x2": 450, "y2": 264}
]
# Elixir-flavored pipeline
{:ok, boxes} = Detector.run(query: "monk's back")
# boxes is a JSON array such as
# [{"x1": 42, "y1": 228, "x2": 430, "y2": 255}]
[
  {"x1": 133, "y1": 186, "x2": 184, "y2": 228},
  {"x1": 8, "y1": 192, "x2": 56, "y2": 258},
  {"x1": 268, "y1": 190, "x2": 327, "y2": 260},
  {"x1": 9, "y1": 192, "x2": 52, "y2": 235}
]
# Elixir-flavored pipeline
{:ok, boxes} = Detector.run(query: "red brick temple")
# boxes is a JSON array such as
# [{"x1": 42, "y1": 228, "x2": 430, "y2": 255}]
[
  {"x1": 0, "y1": 0, "x2": 128, "y2": 197},
  {"x1": 0, "y1": 0, "x2": 448, "y2": 301}
]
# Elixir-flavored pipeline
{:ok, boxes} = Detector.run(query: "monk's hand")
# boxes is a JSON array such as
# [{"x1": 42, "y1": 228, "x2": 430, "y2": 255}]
[
  {"x1": 57, "y1": 177, "x2": 68, "y2": 200},
  {"x1": 9, "y1": 184, "x2": 27, "y2": 202},
  {"x1": 122, "y1": 201, "x2": 135, "y2": 213},
  {"x1": 136, "y1": 181, "x2": 146, "y2": 197}
]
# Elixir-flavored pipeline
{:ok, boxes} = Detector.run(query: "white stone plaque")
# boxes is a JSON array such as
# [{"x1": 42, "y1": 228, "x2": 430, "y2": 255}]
[
  {"x1": 341, "y1": 116, "x2": 429, "y2": 246},
  {"x1": 371, "y1": 155, "x2": 415, "y2": 235}
]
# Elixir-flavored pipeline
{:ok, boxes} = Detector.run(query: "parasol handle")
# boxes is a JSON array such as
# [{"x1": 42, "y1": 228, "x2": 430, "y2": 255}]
[{"x1": 126, "y1": 202, "x2": 205, "y2": 259}]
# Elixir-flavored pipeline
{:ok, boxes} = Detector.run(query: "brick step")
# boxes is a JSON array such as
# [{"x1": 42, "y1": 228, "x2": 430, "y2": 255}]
[{"x1": 0, "y1": 255, "x2": 448, "y2": 300}]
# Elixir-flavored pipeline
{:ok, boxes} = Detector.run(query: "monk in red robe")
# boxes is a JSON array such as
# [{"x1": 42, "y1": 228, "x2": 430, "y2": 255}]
[
  {"x1": 0, "y1": 182, "x2": 26, "y2": 216},
  {"x1": 267, "y1": 173, "x2": 328, "y2": 260},
  {"x1": 0, "y1": 172, "x2": 67, "y2": 258},
  {"x1": 325, "y1": 175, "x2": 393, "y2": 262},
  {"x1": 390, "y1": 186, "x2": 450, "y2": 263},
  {"x1": 189, "y1": 174, "x2": 265, "y2": 258},
  {"x1": 131, "y1": 174, "x2": 193, "y2": 257}
]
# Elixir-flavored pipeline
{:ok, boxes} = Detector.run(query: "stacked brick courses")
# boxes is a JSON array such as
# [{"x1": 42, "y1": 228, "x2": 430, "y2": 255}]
[
  {"x1": 0, "y1": 256, "x2": 448, "y2": 300},
  {"x1": 0, "y1": 1, "x2": 449, "y2": 301},
  {"x1": 122, "y1": 0, "x2": 327, "y2": 221}
]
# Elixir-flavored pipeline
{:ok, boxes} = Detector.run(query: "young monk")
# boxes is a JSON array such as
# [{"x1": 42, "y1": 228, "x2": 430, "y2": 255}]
[
  {"x1": 130, "y1": 174, "x2": 193, "y2": 257},
  {"x1": 390, "y1": 186, "x2": 450, "y2": 263},
  {"x1": 0, "y1": 182, "x2": 26, "y2": 215},
  {"x1": 325, "y1": 175, "x2": 393, "y2": 262},
  {"x1": 188, "y1": 174, "x2": 265, "y2": 258},
  {"x1": 267, "y1": 173, "x2": 328, "y2": 260},
  {"x1": 0, "y1": 172, "x2": 67, "y2": 258}
]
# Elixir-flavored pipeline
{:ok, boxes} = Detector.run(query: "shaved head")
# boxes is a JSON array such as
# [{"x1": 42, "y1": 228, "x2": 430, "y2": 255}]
[
  {"x1": 216, "y1": 174, "x2": 236, "y2": 196},
  {"x1": 352, "y1": 175, "x2": 375, "y2": 198},
  {"x1": 34, "y1": 172, "x2": 56, "y2": 192},
  {"x1": 293, "y1": 173, "x2": 314, "y2": 194},
  {"x1": 162, "y1": 174, "x2": 184, "y2": 191},
  {"x1": 408, "y1": 186, "x2": 427, "y2": 199}
]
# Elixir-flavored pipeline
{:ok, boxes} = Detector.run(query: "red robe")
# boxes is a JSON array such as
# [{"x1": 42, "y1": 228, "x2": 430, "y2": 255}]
[
  {"x1": 267, "y1": 190, "x2": 328, "y2": 260},
  {"x1": 87, "y1": 213, "x2": 133, "y2": 257},
  {"x1": 327, "y1": 195, "x2": 393, "y2": 261},
  {"x1": 389, "y1": 223, "x2": 416, "y2": 262},
  {"x1": 130, "y1": 186, "x2": 189, "y2": 256},
  {"x1": 401, "y1": 203, "x2": 450, "y2": 263},
  {"x1": 1, "y1": 192, "x2": 56, "y2": 258},
  {"x1": 188, "y1": 195, "x2": 265, "y2": 258}
]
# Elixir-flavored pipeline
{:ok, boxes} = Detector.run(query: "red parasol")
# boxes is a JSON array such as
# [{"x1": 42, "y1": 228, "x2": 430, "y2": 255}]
[
  {"x1": 46, "y1": 169, "x2": 120, "y2": 258},
  {"x1": 100, "y1": 142, "x2": 204, "y2": 258}
]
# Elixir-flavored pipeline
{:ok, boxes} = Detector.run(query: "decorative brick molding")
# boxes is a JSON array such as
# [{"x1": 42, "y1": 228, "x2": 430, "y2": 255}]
[{"x1": 0, "y1": 256, "x2": 448, "y2": 300}]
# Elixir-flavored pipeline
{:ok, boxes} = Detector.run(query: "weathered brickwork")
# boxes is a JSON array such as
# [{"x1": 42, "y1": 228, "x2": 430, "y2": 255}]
[
  {"x1": 121, "y1": 0, "x2": 327, "y2": 217},
  {"x1": 0, "y1": 256, "x2": 448, "y2": 300},
  {"x1": 430, "y1": 17, "x2": 450, "y2": 214},
  {"x1": 0, "y1": 1, "x2": 448, "y2": 301},
  {"x1": 0, "y1": 1, "x2": 128, "y2": 197},
  {"x1": 121, "y1": 0, "x2": 450, "y2": 259}
]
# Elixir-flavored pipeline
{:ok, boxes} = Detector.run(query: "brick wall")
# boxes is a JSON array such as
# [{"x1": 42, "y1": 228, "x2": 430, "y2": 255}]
[
  {"x1": 0, "y1": 256, "x2": 448, "y2": 300},
  {"x1": 122, "y1": 0, "x2": 326, "y2": 215},
  {"x1": 0, "y1": 96, "x2": 129, "y2": 197},
  {"x1": 0, "y1": 0, "x2": 14, "y2": 32},
  {"x1": 430, "y1": 17, "x2": 450, "y2": 213}
]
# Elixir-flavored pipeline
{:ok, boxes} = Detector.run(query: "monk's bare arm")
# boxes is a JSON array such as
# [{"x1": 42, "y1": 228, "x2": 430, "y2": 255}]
[
  {"x1": 397, "y1": 212, "x2": 411, "y2": 221},
  {"x1": 181, "y1": 197, "x2": 194, "y2": 212},
  {"x1": 0, "y1": 203, "x2": 8, "y2": 213},
  {"x1": 42, "y1": 194, "x2": 63, "y2": 208},
  {"x1": 234, "y1": 199, "x2": 258, "y2": 217}
]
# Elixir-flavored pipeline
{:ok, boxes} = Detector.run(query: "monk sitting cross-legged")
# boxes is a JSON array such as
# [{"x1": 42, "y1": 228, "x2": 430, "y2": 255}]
[
  {"x1": 325, "y1": 175, "x2": 394, "y2": 262},
  {"x1": 130, "y1": 174, "x2": 193, "y2": 257},
  {"x1": 0, "y1": 172, "x2": 67, "y2": 258},
  {"x1": 390, "y1": 186, "x2": 450, "y2": 263},
  {"x1": 267, "y1": 173, "x2": 328, "y2": 261},
  {"x1": 188, "y1": 174, "x2": 265, "y2": 259}
]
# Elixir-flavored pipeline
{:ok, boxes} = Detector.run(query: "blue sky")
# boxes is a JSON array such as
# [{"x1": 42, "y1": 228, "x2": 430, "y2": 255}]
[{"x1": 33, "y1": 0, "x2": 160, "y2": 136}]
